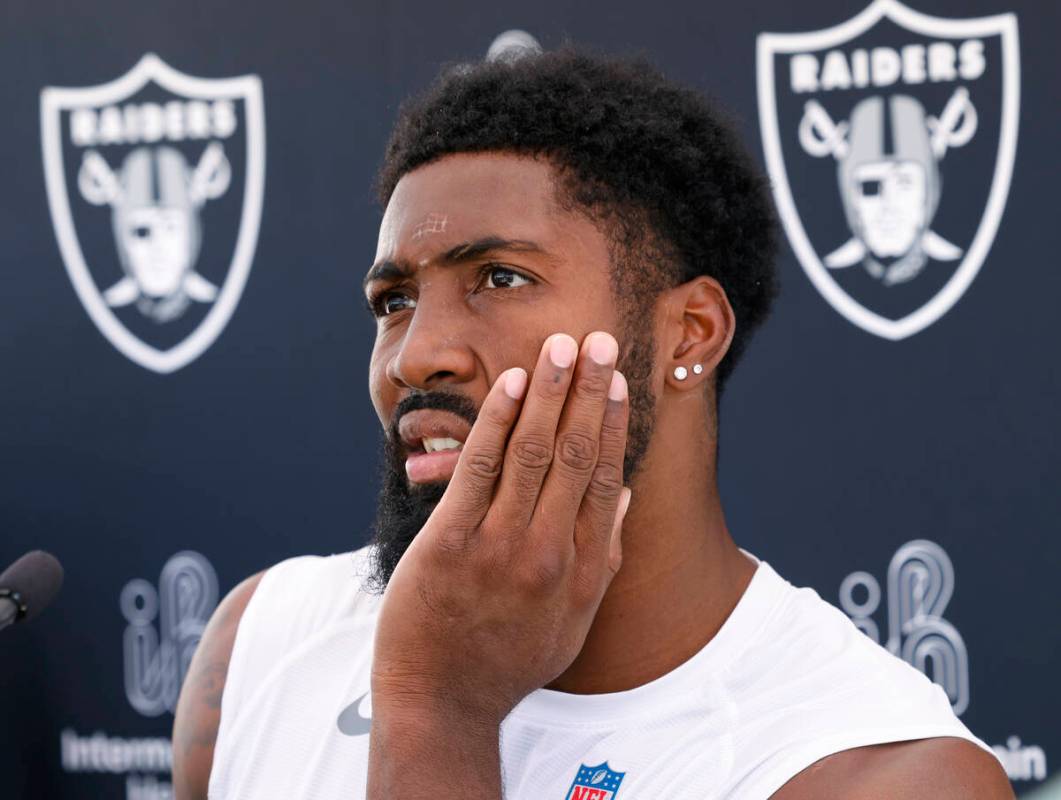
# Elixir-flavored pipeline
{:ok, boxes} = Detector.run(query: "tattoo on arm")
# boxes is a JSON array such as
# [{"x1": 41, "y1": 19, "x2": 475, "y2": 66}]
[
  {"x1": 178, "y1": 660, "x2": 228, "y2": 752},
  {"x1": 172, "y1": 572, "x2": 262, "y2": 800}
]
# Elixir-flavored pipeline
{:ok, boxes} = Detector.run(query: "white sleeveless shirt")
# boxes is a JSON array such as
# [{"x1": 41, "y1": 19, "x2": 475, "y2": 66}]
[{"x1": 209, "y1": 547, "x2": 996, "y2": 799}]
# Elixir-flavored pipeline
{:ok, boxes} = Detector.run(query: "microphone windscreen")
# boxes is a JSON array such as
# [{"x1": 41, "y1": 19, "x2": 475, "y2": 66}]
[{"x1": 0, "y1": 551, "x2": 65, "y2": 623}]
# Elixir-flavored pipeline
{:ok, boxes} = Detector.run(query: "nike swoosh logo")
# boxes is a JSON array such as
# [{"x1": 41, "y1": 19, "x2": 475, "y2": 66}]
[{"x1": 336, "y1": 691, "x2": 372, "y2": 737}]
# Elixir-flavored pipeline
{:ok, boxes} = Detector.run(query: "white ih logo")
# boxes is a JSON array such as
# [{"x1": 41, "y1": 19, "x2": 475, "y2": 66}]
[
  {"x1": 121, "y1": 551, "x2": 218, "y2": 717},
  {"x1": 839, "y1": 539, "x2": 968, "y2": 714},
  {"x1": 41, "y1": 54, "x2": 266, "y2": 373},
  {"x1": 756, "y1": 1, "x2": 1019, "y2": 339}
]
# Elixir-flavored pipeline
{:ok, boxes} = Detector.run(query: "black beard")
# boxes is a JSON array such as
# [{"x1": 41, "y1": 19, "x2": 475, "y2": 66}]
[
  {"x1": 365, "y1": 324, "x2": 658, "y2": 592},
  {"x1": 364, "y1": 390, "x2": 478, "y2": 594}
]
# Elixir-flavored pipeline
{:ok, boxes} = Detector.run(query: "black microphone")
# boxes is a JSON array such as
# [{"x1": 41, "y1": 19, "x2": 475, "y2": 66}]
[{"x1": 0, "y1": 551, "x2": 64, "y2": 632}]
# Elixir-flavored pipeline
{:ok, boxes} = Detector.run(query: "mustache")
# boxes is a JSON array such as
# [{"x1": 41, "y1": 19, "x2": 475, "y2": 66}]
[{"x1": 386, "y1": 389, "x2": 480, "y2": 446}]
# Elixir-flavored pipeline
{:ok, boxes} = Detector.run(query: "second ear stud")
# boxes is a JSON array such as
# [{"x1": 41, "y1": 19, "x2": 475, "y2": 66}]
[{"x1": 692, "y1": 364, "x2": 703, "y2": 375}]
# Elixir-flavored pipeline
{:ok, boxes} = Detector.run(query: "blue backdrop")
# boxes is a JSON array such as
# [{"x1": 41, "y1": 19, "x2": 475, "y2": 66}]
[{"x1": 2, "y1": 0, "x2": 1057, "y2": 797}]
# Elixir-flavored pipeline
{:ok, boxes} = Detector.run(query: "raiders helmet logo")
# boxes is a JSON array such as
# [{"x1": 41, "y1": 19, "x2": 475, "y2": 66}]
[
  {"x1": 41, "y1": 54, "x2": 265, "y2": 372},
  {"x1": 757, "y1": 0, "x2": 1019, "y2": 339}
]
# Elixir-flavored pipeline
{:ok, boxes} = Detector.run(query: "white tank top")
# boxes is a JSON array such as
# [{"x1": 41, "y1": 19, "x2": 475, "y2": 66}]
[{"x1": 209, "y1": 547, "x2": 996, "y2": 799}]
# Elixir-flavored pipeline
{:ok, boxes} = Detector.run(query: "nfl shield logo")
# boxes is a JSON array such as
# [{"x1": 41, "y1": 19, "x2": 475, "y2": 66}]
[
  {"x1": 41, "y1": 54, "x2": 265, "y2": 373},
  {"x1": 565, "y1": 762, "x2": 626, "y2": 800},
  {"x1": 756, "y1": 0, "x2": 1019, "y2": 339}
]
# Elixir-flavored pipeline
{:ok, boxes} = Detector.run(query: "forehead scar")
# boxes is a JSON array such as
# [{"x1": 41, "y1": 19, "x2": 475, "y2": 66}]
[{"x1": 411, "y1": 213, "x2": 448, "y2": 240}]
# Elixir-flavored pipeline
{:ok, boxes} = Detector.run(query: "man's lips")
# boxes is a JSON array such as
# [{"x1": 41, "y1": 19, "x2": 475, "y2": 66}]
[
  {"x1": 405, "y1": 449, "x2": 462, "y2": 484},
  {"x1": 397, "y1": 410, "x2": 472, "y2": 484}
]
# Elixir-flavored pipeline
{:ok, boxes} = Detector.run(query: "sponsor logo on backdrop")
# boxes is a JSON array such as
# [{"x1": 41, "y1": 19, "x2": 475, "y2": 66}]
[
  {"x1": 60, "y1": 551, "x2": 219, "y2": 799},
  {"x1": 41, "y1": 54, "x2": 265, "y2": 373},
  {"x1": 840, "y1": 539, "x2": 1047, "y2": 783},
  {"x1": 757, "y1": 0, "x2": 1019, "y2": 339},
  {"x1": 122, "y1": 550, "x2": 219, "y2": 716},
  {"x1": 840, "y1": 540, "x2": 968, "y2": 711}
]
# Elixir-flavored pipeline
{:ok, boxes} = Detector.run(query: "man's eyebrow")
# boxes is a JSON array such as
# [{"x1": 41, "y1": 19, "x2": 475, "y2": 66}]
[
  {"x1": 362, "y1": 260, "x2": 408, "y2": 290},
  {"x1": 363, "y1": 237, "x2": 549, "y2": 289},
  {"x1": 442, "y1": 236, "x2": 547, "y2": 263}
]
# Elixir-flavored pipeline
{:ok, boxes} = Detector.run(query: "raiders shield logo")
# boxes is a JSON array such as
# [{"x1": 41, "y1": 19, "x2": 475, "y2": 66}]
[
  {"x1": 757, "y1": 0, "x2": 1019, "y2": 339},
  {"x1": 41, "y1": 54, "x2": 265, "y2": 372}
]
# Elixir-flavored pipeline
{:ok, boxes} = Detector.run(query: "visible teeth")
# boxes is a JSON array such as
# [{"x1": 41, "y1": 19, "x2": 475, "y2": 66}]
[{"x1": 422, "y1": 437, "x2": 462, "y2": 454}]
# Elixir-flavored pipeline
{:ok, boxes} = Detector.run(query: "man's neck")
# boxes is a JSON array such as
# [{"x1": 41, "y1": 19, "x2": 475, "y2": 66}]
[{"x1": 545, "y1": 412, "x2": 755, "y2": 695}]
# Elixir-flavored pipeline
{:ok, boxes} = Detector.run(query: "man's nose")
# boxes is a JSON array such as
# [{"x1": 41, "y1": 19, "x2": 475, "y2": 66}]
[{"x1": 385, "y1": 300, "x2": 476, "y2": 391}]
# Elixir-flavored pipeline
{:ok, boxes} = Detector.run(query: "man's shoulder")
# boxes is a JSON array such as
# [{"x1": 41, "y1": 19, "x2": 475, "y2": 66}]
[
  {"x1": 240, "y1": 545, "x2": 381, "y2": 642},
  {"x1": 738, "y1": 561, "x2": 923, "y2": 692},
  {"x1": 772, "y1": 736, "x2": 1014, "y2": 799},
  {"x1": 259, "y1": 547, "x2": 377, "y2": 594},
  {"x1": 718, "y1": 560, "x2": 1007, "y2": 798},
  {"x1": 190, "y1": 545, "x2": 374, "y2": 666},
  {"x1": 743, "y1": 561, "x2": 963, "y2": 697}
]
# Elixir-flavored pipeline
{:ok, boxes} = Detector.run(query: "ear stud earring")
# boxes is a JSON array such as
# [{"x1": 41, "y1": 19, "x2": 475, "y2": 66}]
[
  {"x1": 674, "y1": 366, "x2": 688, "y2": 380},
  {"x1": 692, "y1": 364, "x2": 703, "y2": 375}
]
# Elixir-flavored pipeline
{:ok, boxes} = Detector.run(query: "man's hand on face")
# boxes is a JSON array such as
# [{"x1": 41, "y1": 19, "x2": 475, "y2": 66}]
[{"x1": 371, "y1": 330, "x2": 630, "y2": 728}]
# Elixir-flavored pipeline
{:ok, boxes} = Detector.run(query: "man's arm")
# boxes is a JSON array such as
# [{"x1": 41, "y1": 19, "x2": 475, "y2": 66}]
[
  {"x1": 774, "y1": 736, "x2": 1014, "y2": 799},
  {"x1": 172, "y1": 571, "x2": 264, "y2": 800}
]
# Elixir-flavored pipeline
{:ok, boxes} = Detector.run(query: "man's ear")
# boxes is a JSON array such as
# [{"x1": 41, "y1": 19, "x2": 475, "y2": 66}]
[{"x1": 658, "y1": 276, "x2": 735, "y2": 392}]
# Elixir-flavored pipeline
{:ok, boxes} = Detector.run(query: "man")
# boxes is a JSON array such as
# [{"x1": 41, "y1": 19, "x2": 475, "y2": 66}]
[{"x1": 173, "y1": 48, "x2": 1012, "y2": 799}]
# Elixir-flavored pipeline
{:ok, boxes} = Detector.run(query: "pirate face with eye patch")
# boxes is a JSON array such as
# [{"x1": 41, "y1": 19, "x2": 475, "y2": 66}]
[
  {"x1": 800, "y1": 88, "x2": 978, "y2": 285},
  {"x1": 849, "y1": 159, "x2": 928, "y2": 258},
  {"x1": 118, "y1": 205, "x2": 197, "y2": 298},
  {"x1": 78, "y1": 142, "x2": 232, "y2": 322}
]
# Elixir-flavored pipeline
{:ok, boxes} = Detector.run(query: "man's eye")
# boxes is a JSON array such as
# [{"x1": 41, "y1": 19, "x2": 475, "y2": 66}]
[
  {"x1": 483, "y1": 266, "x2": 532, "y2": 290},
  {"x1": 369, "y1": 292, "x2": 416, "y2": 316}
]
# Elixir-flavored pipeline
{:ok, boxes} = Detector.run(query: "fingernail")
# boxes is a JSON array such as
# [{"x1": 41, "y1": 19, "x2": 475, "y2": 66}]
[
  {"x1": 549, "y1": 334, "x2": 577, "y2": 369},
  {"x1": 619, "y1": 487, "x2": 632, "y2": 518},
  {"x1": 588, "y1": 332, "x2": 618, "y2": 366},
  {"x1": 503, "y1": 367, "x2": 528, "y2": 399},
  {"x1": 608, "y1": 371, "x2": 627, "y2": 402}
]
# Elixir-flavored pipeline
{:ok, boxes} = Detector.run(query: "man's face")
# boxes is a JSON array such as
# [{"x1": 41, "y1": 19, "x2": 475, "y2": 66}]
[{"x1": 363, "y1": 153, "x2": 657, "y2": 588}]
